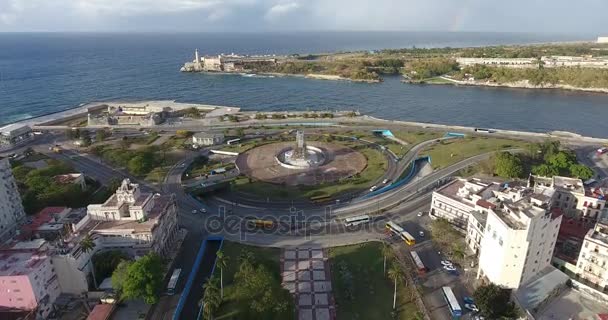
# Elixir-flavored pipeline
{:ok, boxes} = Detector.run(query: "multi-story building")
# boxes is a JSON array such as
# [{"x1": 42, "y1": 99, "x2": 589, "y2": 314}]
[
  {"x1": 456, "y1": 57, "x2": 537, "y2": 68},
  {"x1": 477, "y1": 188, "x2": 562, "y2": 289},
  {"x1": 0, "y1": 239, "x2": 61, "y2": 319},
  {"x1": 430, "y1": 178, "x2": 501, "y2": 232},
  {"x1": 575, "y1": 220, "x2": 608, "y2": 290},
  {"x1": 0, "y1": 124, "x2": 34, "y2": 151},
  {"x1": 529, "y1": 175, "x2": 606, "y2": 221},
  {"x1": 192, "y1": 132, "x2": 225, "y2": 146},
  {"x1": 0, "y1": 158, "x2": 27, "y2": 242}
]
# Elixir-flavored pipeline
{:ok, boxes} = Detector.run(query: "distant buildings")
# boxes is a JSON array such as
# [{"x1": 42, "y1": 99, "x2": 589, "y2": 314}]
[
  {"x1": 597, "y1": 37, "x2": 608, "y2": 44},
  {"x1": 456, "y1": 56, "x2": 608, "y2": 69},
  {"x1": 192, "y1": 132, "x2": 225, "y2": 146},
  {"x1": 456, "y1": 57, "x2": 537, "y2": 68},
  {"x1": 181, "y1": 49, "x2": 277, "y2": 73},
  {"x1": 0, "y1": 158, "x2": 27, "y2": 241}
]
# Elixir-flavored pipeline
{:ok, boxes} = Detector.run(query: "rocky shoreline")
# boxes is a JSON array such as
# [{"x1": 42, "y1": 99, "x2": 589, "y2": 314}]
[{"x1": 424, "y1": 77, "x2": 608, "y2": 94}]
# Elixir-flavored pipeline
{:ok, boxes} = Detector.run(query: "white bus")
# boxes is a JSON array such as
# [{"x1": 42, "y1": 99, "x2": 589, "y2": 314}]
[
  {"x1": 410, "y1": 251, "x2": 426, "y2": 275},
  {"x1": 385, "y1": 221, "x2": 404, "y2": 235},
  {"x1": 227, "y1": 138, "x2": 241, "y2": 145},
  {"x1": 166, "y1": 268, "x2": 182, "y2": 295},
  {"x1": 344, "y1": 215, "x2": 371, "y2": 227},
  {"x1": 441, "y1": 286, "x2": 462, "y2": 318}
]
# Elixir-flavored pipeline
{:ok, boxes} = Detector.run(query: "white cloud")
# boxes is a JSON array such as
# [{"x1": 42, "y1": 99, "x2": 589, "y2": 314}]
[{"x1": 265, "y1": 1, "x2": 300, "y2": 20}]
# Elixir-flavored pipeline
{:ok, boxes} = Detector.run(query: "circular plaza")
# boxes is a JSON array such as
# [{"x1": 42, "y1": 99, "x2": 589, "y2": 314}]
[{"x1": 236, "y1": 140, "x2": 367, "y2": 186}]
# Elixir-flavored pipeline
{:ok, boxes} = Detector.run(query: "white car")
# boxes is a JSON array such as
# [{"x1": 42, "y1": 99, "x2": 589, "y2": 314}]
[
  {"x1": 443, "y1": 265, "x2": 457, "y2": 271},
  {"x1": 440, "y1": 260, "x2": 453, "y2": 267},
  {"x1": 418, "y1": 231, "x2": 425, "y2": 237},
  {"x1": 417, "y1": 211, "x2": 424, "y2": 217},
  {"x1": 465, "y1": 304, "x2": 479, "y2": 312},
  {"x1": 382, "y1": 178, "x2": 391, "y2": 184},
  {"x1": 199, "y1": 208, "x2": 207, "y2": 213},
  {"x1": 369, "y1": 185, "x2": 378, "y2": 192},
  {"x1": 191, "y1": 209, "x2": 198, "y2": 214}
]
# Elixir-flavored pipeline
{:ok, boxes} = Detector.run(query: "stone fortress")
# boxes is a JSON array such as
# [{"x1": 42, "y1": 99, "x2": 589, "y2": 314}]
[{"x1": 180, "y1": 49, "x2": 278, "y2": 73}]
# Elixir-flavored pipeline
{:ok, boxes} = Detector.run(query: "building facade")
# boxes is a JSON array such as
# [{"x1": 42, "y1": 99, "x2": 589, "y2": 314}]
[
  {"x1": 477, "y1": 187, "x2": 562, "y2": 289},
  {"x1": 0, "y1": 158, "x2": 27, "y2": 242},
  {"x1": 0, "y1": 124, "x2": 34, "y2": 150},
  {"x1": 575, "y1": 221, "x2": 608, "y2": 290},
  {"x1": 0, "y1": 240, "x2": 61, "y2": 320},
  {"x1": 192, "y1": 132, "x2": 225, "y2": 146}
]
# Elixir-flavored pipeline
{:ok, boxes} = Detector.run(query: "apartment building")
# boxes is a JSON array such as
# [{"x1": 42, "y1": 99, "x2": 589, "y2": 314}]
[
  {"x1": 477, "y1": 188, "x2": 562, "y2": 289},
  {"x1": 0, "y1": 158, "x2": 27, "y2": 242},
  {"x1": 430, "y1": 178, "x2": 501, "y2": 232},
  {"x1": 575, "y1": 221, "x2": 608, "y2": 290},
  {"x1": 0, "y1": 239, "x2": 61, "y2": 320}
]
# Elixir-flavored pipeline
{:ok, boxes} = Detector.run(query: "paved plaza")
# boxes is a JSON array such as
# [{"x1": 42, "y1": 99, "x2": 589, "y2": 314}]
[{"x1": 282, "y1": 248, "x2": 336, "y2": 320}]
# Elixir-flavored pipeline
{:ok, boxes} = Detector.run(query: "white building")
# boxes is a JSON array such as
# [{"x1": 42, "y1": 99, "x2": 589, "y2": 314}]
[
  {"x1": 192, "y1": 132, "x2": 225, "y2": 146},
  {"x1": 541, "y1": 56, "x2": 608, "y2": 69},
  {"x1": 431, "y1": 178, "x2": 501, "y2": 232},
  {"x1": 456, "y1": 57, "x2": 537, "y2": 68},
  {"x1": 477, "y1": 188, "x2": 562, "y2": 289},
  {"x1": 529, "y1": 175, "x2": 606, "y2": 221},
  {"x1": 598, "y1": 37, "x2": 608, "y2": 44},
  {"x1": 0, "y1": 158, "x2": 27, "y2": 242},
  {"x1": 0, "y1": 124, "x2": 34, "y2": 150},
  {"x1": 575, "y1": 220, "x2": 608, "y2": 290}
]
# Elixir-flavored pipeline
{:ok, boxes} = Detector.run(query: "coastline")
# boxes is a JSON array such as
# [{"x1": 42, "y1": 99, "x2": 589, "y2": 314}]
[{"x1": 406, "y1": 76, "x2": 608, "y2": 95}]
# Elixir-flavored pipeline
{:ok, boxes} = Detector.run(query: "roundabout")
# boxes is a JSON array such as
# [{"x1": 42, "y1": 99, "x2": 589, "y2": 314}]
[{"x1": 235, "y1": 130, "x2": 368, "y2": 187}]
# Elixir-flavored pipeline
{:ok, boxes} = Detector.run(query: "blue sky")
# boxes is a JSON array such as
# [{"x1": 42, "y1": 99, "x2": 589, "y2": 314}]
[{"x1": 0, "y1": 0, "x2": 606, "y2": 34}]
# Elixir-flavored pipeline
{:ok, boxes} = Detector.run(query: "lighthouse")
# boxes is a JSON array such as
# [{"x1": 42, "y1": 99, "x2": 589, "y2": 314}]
[{"x1": 195, "y1": 48, "x2": 200, "y2": 62}]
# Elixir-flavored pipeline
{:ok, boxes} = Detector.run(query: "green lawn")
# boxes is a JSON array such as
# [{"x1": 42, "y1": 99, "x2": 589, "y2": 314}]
[
  {"x1": 421, "y1": 136, "x2": 530, "y2": 169},
  {"x1": 232, "y1": 145, "x2": 387, "y2": 200},
  {"x1": 328, "y1": 242, "x2": 420, "y2": 320},
  {"x1": 213, "y1": 241, "x2": 293, "y2": 320}
]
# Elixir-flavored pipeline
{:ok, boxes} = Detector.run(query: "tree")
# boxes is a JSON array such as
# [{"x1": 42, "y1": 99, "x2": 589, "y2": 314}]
[
  {"x1": 92, "y1": 250, "x2": 130, "y2": 281},
  {"x1": 233, "y1": 259, "x2": 291, "y2": 317},
  {"x1": 546, "y1": 151, "x2": 576, "y2": 172},
  {"x1": 80, "y1": 235, "x2": 97, "y2": 288},
  {"x1": 215, "y1": 250, "x2": 229, "y2": 299},
  {"x1": 111, "y1": 260, "x2": 131, "y2": 294},
  {"x1": 200, "y1": 276, "x2": 221, "y2": 320},
  {"x1": 387, "y1": 263, "x2": 404, "y2": 310},
  {"x1": 117, "y1": 253, "x2": 165, "y2": 304},
  {"x1": 531, "y1": 164, "x2": 559, "y2": 177},
  {"x1": 473, "y1": 283, "x2": 519, "y2": 319},
  {"x1": 176, "y1": 130, "x2": 192, "y2": 138},
  {"x1": 236, "y1": 128, "x2": 245, "y2": 137},
  {"x1": 81, "y1": 130, "x2": 92, "y2": 147},
  {"x1": 96, "y1": 129, "x2": 110, "y2": 142},
  {"x1": 381, "y1": 242, "x2": 393, "y2": 276},
  {"x1": 570, "y1": 163, "x2": 594, "y2": 180},
  {"x1": 494, "y1": 152, "x2": 524, "y2": 178}
]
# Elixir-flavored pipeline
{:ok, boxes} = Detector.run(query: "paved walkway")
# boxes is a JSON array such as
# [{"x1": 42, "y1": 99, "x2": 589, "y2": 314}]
[{"x1": 281, "y1": 248, "x2": 336, "y2": 320}]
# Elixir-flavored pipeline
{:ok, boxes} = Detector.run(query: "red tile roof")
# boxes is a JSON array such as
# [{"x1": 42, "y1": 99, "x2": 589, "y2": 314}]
[
  {"x1": 86, "y1": 304, "x2": 115, "y2": 320},
  {"x1": 21, "y1": 207, "x2": 67, "y2": 235}
]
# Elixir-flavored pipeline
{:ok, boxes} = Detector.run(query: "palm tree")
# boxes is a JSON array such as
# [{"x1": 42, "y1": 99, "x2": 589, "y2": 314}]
[
  {"x1": 80, "y1": 235, "x2": 97, "y2": 288},
  {"x1": 215, "y1": 250, "x2": 229, "y2": 299},
  {"x1": 381, "y1": 242, "x2": 393, "y2": 276},
  {"x1": 387, "y1": 263, "x2": 404, "y2": 310},
  {"x1": 199, "y1": 276, "x2": 221, "y2": 320}
]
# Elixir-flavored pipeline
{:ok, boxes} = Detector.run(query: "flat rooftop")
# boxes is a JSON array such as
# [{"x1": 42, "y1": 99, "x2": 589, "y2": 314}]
[
  {"x1": 93, "y1": 195, "x2": 173, "y2": 233},
  {"x1": 0, "y1": 240, "x2": 48, "y2": 276},
  {"x1": 536, "y1": 288, "x2": 608, "y2": 320}
]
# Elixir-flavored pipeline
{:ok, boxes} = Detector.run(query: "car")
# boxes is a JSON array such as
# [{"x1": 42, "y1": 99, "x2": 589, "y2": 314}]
[
  {"x1": 199, "y1": 208, "x2": 207, "y2": 213},
  {"x1": 417, "y1": 211, "x2": 424, "y2": 217},
  {"x1": 369, "y1": 185, "x2": 378, "y2": 192},
  {"x1": 443, "y1": 265, "x2": 457, "y2": 271},
  {"x1": 382, "y1": 178, "x2": 391, "y2": 184},
  {"x1": 191, "y1": 209, "x2": 198, "y2": 214},
  {"x1": 440, "y1": 260, "x2": 453, "y2": 266},
  {"x1": 418, "y1": 231, "x2": 425, "y2": 237},
  {"x1": 473, "y1": 315, "x2": 485, "y2": 320},
  {"x1": 464, "y1": 304, "x2": 479, "y2": 312},
  {"x1": 463, "y1": 297, "x2": 475, "y2": 304}
]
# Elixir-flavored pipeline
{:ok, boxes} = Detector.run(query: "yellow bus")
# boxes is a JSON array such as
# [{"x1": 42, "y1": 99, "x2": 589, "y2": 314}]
[
  {"x1": 309, "y1": 195, "x2": 332, "y2": 204},
  {"x1": 385, "y1": 221, "x2": 415, "y2": 246},
  {"x1": 247, "y1": 219, "x2": 275, "y2": 229}
]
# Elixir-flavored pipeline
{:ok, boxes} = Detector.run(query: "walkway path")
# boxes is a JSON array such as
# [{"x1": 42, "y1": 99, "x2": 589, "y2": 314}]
[{"x1": 282, "y1": 247, "x2": 336, "y2": 320}]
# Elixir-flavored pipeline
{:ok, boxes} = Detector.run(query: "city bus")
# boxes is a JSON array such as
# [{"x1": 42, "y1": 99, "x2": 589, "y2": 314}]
[
  {"x1": 441, "y1": 286, "x2": 462, "y2": 318},
  {"x1": 400, "y1": 231, "x2": 416, "y2": 246},
  {"x1": 410, "y1": 251, "x2": 427, "y2": 275},
  {"x1": 309, "y1": 195, "x2": 332, "y2": 204},
  {"x1": 166, "y1": 268, "x2": 182, "y2": 295},
  {"x1": 227, "y1": 138, "x2": 241, "y2": 145},
  {"x1": 344, "y1": 215, "x2": 371, "y2": 227},
  {"x1": 247, "y1": 219, "x2": 275, "y2": 229}
]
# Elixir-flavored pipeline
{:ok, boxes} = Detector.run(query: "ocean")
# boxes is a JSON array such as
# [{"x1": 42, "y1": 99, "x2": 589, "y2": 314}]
[{"x1": 1, "y1": 31, "x2": 607, "y2": 137}]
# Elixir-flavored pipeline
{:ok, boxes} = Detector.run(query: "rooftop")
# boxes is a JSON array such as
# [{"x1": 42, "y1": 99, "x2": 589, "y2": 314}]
[
  {"x1": 553, "y1": 176, "x2": 585, "y2": 194},
  {"x1": 86, "y1": 304, "x2": 115, "y2": 320},
  {"x1": 514, "y1": 266, "x2": 569, "y2": 313},
  {"x1": 53, "y1": 173, "x2": 83, "y2": 184},
  {"x1": 588, "y1": 222, "x2": 608, "y2": 245},
  {"x1": 20, "y1": 207, "x2": 69, "y2": 236},
  {"x1": 93, "y1": 195, "x2": 174, "y2": 233},
  {"x1": 0, "y1": 240, "x2": 48, "y2": 277}
]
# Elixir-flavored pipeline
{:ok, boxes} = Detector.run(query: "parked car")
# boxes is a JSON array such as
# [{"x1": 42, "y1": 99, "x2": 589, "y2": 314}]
[
  {"x1": 443, "y1": 265, "x2": 457, "y2": 271},
  {"x1": 465, "y1": 304, "x2": 479, "y2": 312},
  {"x1": 440, "y1": 260, "x2": 453, "y2": 267},
  {"x1": 382, "y1": 178, "x2": 391, "y2": 184},
  {"x1": 417, "y1": 211, "x2": 424, "y2": 217},
  {"x1": 369, "y1": 185, "x2": 378, "y2": 192},
  {"x1": 418, "y1": 231, "x2": 425, "y2": 237},
  {"x1": 191, "y1": 209, "x2": 198, "y2": 214},
  {"x1": 199, "y1": 208, "x2": 207, "y2": 213}
]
